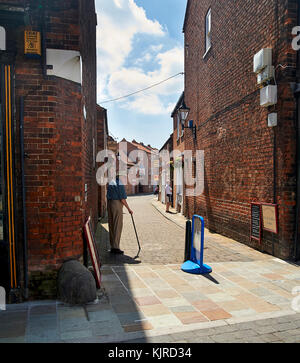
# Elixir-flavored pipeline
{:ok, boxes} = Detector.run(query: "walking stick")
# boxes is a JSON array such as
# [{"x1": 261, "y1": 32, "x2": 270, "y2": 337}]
[{"x1": 131, "y1": 214, "x2": 141, "y2": 259}]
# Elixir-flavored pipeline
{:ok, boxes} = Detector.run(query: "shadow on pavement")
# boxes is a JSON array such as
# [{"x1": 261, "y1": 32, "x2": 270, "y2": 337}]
[
  {"x1": 94, "y1": 217, "x2": 148, "y2": 341},
  {"x1": 96, "y1": 220, "x2": 142, "y2": 265},
  {"x1": 202, "y1": 274, "x2": 219, "y2": 284}
]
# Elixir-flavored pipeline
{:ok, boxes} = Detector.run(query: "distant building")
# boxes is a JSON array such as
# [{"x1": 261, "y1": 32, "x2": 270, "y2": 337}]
[
  {"x1": 0, "y1": 0, "x2": 100, "y2": 300},
  {"x1": 171, "y1": 92, "x2": 186, "y2": 214},
  {"x1": 158, "y1": 135, "x2": 173, "y2": 205},
  {"x1": 117, "y1": 139, "x2": 159, "y2": 196}
]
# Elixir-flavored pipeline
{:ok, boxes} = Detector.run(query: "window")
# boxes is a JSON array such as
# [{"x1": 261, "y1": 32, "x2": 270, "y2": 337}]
[
  {"x1": 205, "y1": 8, "x2": 211, "y2": 54},
  {"x1": 0, "y1": 27, "x2": 6, "y2": 50}
]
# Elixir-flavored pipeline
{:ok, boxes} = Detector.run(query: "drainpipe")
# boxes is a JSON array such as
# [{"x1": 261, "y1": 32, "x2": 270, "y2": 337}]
[
  {"x1": 40, "y1": 0, "x2": 47, "y2": 77},
  {"x1": 20, "y1": 97, "x2": 28, "y2": 299},
  {"x1": 293, "y1": 3, "x2": 300, "y2": 262},
  {"x1": 294, "y1": 85, "x2": 300, "y2": 261}
]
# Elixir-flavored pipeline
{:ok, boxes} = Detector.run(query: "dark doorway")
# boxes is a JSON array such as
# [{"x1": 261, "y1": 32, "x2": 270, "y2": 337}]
[
  {"x1": 0, "y1": 63, "x2": 17, "y2": 295},
  {"x1": 297, "y1": 93, "x2": 300, "y2": 261}
]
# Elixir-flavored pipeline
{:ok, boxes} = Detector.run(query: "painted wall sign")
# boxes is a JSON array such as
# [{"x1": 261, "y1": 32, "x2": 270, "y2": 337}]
[
  {"x1": 250, "y1": 202, "x2": 261, "y2": 243},
  {"x1": 24, "y1": 30, "x2": 41, "y2": 57},
  {"x1": 261, "y1": 203, "x2": 278, "y2": 234}
]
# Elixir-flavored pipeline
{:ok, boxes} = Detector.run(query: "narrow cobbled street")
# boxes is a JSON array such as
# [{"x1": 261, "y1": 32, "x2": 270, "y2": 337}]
[
  {"x1": 97, "y1": 194, "x2": 185, "y2": 265},
  {"x1": 97, "y1": 194, "x2": 269, "y2": 265}
]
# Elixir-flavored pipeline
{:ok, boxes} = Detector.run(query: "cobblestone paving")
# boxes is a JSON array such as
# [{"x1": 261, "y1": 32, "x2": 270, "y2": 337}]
[
  {"x1": 96, "y1": 195, "x2": 268, "y2": 265},
  {"x1": 96, "y1": 195, "x2": 186, "y2": 265}
]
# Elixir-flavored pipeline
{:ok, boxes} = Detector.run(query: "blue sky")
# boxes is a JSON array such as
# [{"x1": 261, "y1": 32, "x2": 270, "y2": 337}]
[{"x1": 95, "y1": 0, "x2": 187, "y2": 149}]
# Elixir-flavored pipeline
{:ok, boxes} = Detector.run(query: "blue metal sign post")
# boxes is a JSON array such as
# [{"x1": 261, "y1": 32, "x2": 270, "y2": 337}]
[{"x1": 181, "y1": 215, "x2": 212, "y2": 274}]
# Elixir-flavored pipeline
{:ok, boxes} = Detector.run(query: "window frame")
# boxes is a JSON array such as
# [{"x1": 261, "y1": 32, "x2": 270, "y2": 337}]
[
  {"x1": 204, "y1": 8, "x2": 212, "y2": 56},
  {"x1": 0, "y1": 26, "x2": 6, "y2": 51}
]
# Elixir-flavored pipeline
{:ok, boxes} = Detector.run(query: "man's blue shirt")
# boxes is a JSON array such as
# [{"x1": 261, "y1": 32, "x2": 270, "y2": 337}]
[{"x1": 107, "y1": 178, "x2": 127, "y2": 200}]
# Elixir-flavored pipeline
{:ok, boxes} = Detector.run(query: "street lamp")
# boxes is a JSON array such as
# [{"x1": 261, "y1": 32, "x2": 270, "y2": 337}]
[
  {"x1": 178, "y1": 103, "x2": 190, "y2": 123},
  {"x1": 179, "y1": 103, "x2": 196, "y2": 139}
]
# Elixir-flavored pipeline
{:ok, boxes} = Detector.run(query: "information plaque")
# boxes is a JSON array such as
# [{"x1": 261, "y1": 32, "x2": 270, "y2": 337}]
[{"x1": 261, "y1": 203, "x2": 278, "y2": 234}]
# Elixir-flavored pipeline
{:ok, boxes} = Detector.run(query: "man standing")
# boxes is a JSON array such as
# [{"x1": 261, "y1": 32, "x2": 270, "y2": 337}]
[{"x1": 107, "y1": 175, "x2": 133, "y2": 254}]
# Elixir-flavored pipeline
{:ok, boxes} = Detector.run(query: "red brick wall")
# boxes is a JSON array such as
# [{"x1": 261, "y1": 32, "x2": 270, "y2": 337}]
[
  {"x1": 79, "y1": 0, "x2": 97, "y2": 232},
  {"x1": 6, "y1": 0, "x2": 97, "y2": 297},
  {"x1": 183, "y1": 0, "x2": 298, "y2": 259}
]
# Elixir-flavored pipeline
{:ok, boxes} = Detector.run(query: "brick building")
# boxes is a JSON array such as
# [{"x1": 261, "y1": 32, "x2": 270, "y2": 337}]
[
  {"x1": 159, "y1": 135, "x2": 173, "y2": 205},
  {"x1": 181, "y1": 0, "x2": 300, "y2": 260},
  {"x1": 119, "y1": 138, "x2": 158, "y2": 196},
  {"x1": 171, "y1": 92, "x2": 186, "y2": 214},
  {"x1": 0, "y1": 0, "x2": 99, "y2": 301}
]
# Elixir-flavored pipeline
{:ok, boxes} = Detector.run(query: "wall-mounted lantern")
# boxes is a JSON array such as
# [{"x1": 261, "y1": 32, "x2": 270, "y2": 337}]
[{"x1": 178, "y1": 103, "x2": 190, "y2": 123}]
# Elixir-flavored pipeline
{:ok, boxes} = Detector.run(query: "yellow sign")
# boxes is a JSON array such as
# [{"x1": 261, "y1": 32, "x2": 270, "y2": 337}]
[{"x1": 24, "y1": 30, "x2": 41, "y2": 56}]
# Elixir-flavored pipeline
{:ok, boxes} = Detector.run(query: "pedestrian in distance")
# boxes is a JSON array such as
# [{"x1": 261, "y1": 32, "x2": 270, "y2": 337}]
[
  {"x1": 107, "y1": 173, "x2": 133, "y2": 254},
  {"x1": 165, "y1": 182, "x2": 172, "y2": 213},
  {"x1": 154, "y1": 185, "x2": 159, "y2": 200}
]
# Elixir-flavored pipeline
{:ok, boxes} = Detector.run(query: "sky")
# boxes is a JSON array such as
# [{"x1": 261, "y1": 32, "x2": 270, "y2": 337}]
[{"x1": 95, "y1": 0, "x2": 187, "y2": 149}]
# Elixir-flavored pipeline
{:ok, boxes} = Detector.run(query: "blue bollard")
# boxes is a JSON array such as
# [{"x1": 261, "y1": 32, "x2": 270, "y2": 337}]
[{"x1": 181, "y1": 215, "x2": 212, "y2": 274}]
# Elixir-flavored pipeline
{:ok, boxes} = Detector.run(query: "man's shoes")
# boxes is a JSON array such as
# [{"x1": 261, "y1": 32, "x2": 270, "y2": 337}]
[{"x1": 110, "y1": 248, "x2": 124, "y2": 254}]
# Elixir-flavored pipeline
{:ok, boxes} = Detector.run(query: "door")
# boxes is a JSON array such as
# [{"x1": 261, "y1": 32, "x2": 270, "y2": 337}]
[{"x1": 0, "y1": 64, "x2": 17, "y2": 295}]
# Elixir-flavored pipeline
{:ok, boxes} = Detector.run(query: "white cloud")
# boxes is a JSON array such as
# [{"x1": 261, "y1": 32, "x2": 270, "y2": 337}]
[
  {"x1": 96, "y1": 0, "x2": 164, "y2": 99},
  {"x1": 149, "y1": 44, "x2": 163, "y2": 53},
  {"x1": 96, "y1": 0, "x2": 184, "y2": 115},
  {"x1": 106, "y1": 47, "x2": 184, "y2": 114},
  {"x1": 113, "y1": 0, "x2": 122, "y2": 9},
  {"x1": 123, "y1": 94, "x2": 167, "y2": 115}
]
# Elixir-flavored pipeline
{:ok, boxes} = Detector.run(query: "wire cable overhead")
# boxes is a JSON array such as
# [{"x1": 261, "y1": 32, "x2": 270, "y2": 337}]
[{"x1": 100, "y1": 72, "x2": 184, "y2": 104}]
